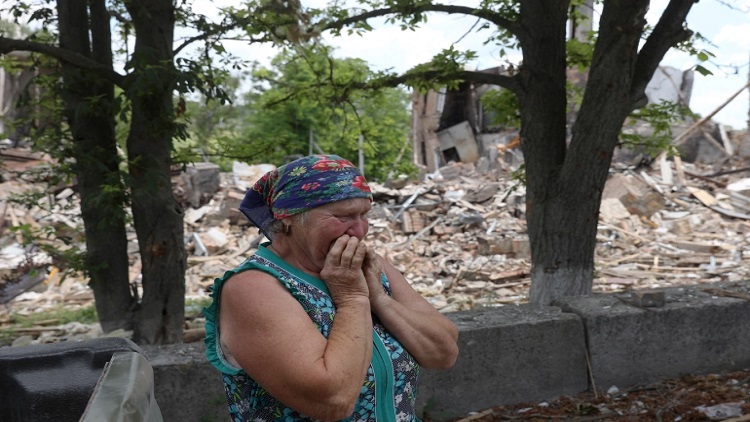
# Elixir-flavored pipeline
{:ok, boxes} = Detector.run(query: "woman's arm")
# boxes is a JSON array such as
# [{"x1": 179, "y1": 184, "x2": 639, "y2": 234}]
[
  {"x1": 364, "y1": 248, "x2": 459, "y2": 369},
  {"x1": 220, "y1": 236, "x2": 373, "y2": 420}
]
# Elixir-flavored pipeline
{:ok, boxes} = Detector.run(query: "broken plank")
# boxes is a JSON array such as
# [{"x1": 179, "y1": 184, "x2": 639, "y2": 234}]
[
  {"x1": 669, "y1": 240, "x2": 723, "y2": 254},
  {"x1": 686, "y1": 186, "x2": 718, "y2": 207},
  {"x1": 489, "y1": 269, "x2": 529, "y2": 282},
  {"x1": 453, "y1": 409, "x2": 494, "y2": 422},
  {"x1": 600, "y1": 253, "x2": 644, "y2": 266},
  {"x1": 683, "y1": 170, "x2": 727, "y2": 188},
  {"x1": 702, "y1": 288, "x2": 750, "y2": 301},
  {"x1": 598, "y1": 222, "x2": 651, "y2": 244},
  {"x1": 491, "y1": 279, "x2": 531, "y2": 289},
  {"x1": 710, "y1": 205, "x2": 750, "y2": 220}
]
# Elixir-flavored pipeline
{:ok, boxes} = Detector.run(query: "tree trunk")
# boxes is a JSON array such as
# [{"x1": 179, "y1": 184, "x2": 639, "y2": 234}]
[
  {"x1": 124, "y1": 0, "x2": 186, "y2": 344},
  {"x1": 523, "y1": 0, "x2": 652, "y2": 305},
  {"x1": 521, "y1": 0, "x2": 695, "y2": 304},
  {"x1": 56, "y1": 0, "x2": 134, "y2": 331},
  {"x1": 521, "y1": 0, "x2": 648, "y2": 305},
  {"x1": 516, "y1": 1, "x2": 574, "y2": 305}
]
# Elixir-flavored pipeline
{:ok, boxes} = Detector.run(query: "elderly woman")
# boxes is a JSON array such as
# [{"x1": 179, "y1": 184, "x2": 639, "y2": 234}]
[{"x1": 204, "y1": 154, "x2": 458, "y2": 421}]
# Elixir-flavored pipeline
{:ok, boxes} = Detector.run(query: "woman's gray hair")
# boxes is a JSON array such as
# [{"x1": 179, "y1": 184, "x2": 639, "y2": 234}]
[{"x1": 264, "y1": 211, "x2": 309, "y2": 238}]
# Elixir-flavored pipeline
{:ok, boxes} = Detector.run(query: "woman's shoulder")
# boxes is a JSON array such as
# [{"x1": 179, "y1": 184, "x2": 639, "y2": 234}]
[{"x1": 222, "y1": 265, "x2": 284, "y2": 292}]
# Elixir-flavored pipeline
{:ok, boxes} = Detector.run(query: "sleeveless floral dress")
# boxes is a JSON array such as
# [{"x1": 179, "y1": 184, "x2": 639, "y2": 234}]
[{"x1": 203, "y1": 243, "x2": 421, "y2": 421}]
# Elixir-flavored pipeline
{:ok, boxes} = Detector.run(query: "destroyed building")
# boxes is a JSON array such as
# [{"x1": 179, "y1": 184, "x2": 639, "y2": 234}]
[
  {"x1": 0, "y1": 51, "x2": 50, "y2": 146},
  {"x1": 411, "y1": 63, "x2": 703, "y2": 174}
]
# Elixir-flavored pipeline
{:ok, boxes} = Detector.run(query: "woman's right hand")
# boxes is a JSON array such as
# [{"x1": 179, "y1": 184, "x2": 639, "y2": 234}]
[{"x1": 320, "y1": 235, "x2": 370, "y2": 305}]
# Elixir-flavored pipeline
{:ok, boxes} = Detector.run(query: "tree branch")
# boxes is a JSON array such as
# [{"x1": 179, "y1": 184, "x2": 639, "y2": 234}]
[
  {"x1": 631, "y1": 0, "x2": 696, "y2": 102},
  {"x1": 174, "y1": 25, "x2": 276, "y2": 56},
  {"x1": 261, "y1": 67, "x2": 518, "y2": 110},
  {"x1": 0, "y1": 37, "x2": 126, "y2": 87},
  {"x1": 365, "y1": 68, "x2": 519, "y2": 92},
  {"x1": 323, "y1": 4, "x2": 520, "y2": 37}
]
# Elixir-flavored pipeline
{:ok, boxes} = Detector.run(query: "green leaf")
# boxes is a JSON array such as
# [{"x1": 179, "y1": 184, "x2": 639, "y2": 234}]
[{"x1": 695, "y1": 64, "x2": 713, "y2": 76}]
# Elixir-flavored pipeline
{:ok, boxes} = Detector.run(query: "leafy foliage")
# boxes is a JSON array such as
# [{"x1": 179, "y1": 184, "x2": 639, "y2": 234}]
[
  {"x1": 404, "y1": 46, "x2": 477, "y2": 93},
  {"x1": 566, "y1": 37, "x2": 594, "y2": 71},
  {"x1": 675, "y1": 31, "x2": 717, "y2": 76},
  {"x1": 175, "y1": 74, "x2": 243, "y2": 169},
  {"x1": 480, "y1": 87, "x2": 520, "y2": 129},
  {"x1": 201, "y1": 45, "x2": 415, "y2": 181},
  {"x1": 620, "y1": 101, "x2": 697, "y2": 157}
]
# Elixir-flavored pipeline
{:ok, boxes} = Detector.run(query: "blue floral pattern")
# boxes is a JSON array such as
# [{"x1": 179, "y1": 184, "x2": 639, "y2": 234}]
[{"x1": 239, "y1": 154, "x2": 373, "y2": 239}]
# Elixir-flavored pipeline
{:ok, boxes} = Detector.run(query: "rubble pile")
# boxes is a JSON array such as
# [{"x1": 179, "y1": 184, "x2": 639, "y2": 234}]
[{"x1": 2, "y1": 134, "x2": 750, "y2": 345}]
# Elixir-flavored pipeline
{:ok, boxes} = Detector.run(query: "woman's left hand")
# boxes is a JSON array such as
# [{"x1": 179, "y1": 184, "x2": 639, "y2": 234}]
[
  {"x1": 362, "y1": 252, "x2": 460, "y2": 369},
  {"x1": 363, "y1": 247, "x2": 388, "y2": 308}
]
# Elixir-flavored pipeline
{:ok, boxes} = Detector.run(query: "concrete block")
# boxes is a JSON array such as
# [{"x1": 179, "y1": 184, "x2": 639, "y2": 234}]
[
  {"x1": 142, "y1": 343, "x2": 229, "y2": 422},
  {"x1": 416, "y1": 305, "x2": 588, "y2": 421},
  {"x1": 632, "y1": 291, "x2": 666, "y2": 307},
  {"x1": 477, "y1": 235, "x2": 513, "y2": 255},
  {"x1": 184, "y1": 162, "x2": 221, "y2": 209},
  {"x1": 555, "y1": 284, "x2": 750, "y2": 392},
  {"x1": 602, "y1": 173, "x2": 665, "y2": 217},
  {"x1": 599, "y1": 198, "x2": 631, "y2": 222}
]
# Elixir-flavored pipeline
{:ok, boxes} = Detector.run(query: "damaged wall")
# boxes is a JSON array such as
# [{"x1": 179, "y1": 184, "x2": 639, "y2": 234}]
[
  {"x1": 411, "y1": 66, "x2": 513, "y2": 173},
  {"x1": 411, "y1": 64, "x2": 704, "y2": 173},
  {"x1": 0, "y1": 51, "x2": 55, "y2": 145}
]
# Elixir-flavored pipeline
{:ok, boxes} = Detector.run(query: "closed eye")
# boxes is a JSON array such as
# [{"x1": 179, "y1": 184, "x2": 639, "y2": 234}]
[{"x1": 335, "y1": 212, "x2": 369, "y2": 221}]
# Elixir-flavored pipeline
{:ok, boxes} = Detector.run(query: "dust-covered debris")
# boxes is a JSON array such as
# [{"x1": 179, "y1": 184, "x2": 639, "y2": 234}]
[{"x1": 2, "y1": 127, "x2": 750, "y2": 345}]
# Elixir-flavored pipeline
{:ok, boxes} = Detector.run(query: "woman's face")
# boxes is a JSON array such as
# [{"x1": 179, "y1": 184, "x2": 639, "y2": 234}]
[{"x1": 291, "y1": 197, "x2": 371, "y2": 265}]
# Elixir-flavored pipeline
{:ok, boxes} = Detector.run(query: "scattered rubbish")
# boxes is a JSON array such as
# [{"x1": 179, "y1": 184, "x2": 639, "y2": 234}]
[
  {"x1": 695, "y1": 401, "x2": 744, "y2": 420},
  {"x1": 2, "y1": 120, "x2": 750, "y2": 346}
]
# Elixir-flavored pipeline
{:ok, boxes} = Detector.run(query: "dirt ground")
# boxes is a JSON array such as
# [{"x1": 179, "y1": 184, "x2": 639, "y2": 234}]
[{"x1": 443, "y1": 369, "x2": 750, "y2": 422}]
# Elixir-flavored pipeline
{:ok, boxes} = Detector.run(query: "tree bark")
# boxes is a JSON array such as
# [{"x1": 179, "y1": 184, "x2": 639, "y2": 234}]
[
  {"x1": 525, "y1": 0, "x2": 676, "y2": 305},
  {"x1": 56, "y1": 0, "x2": 134, "y2": 331},
  {"x1": 124, "y1": 0, "x2": 186, "y2": 344},
  {"x1": 515, "y1": 0, "x2": 574, "y2": 305}
]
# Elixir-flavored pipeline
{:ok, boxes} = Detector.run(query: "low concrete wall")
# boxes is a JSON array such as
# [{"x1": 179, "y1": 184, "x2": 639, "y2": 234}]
[
  {"x1": 556, "y1": 285, "x2": 750, "y2": 391},
  {"x1": 417, "y1": 306, "x2": 588, "y2": 421},
  {"x1": 143, "y1": 281, "x2": 750, "y2": 422},
  {"x1": 142, "y1": 343, "x2": 228, "y2": 422}
]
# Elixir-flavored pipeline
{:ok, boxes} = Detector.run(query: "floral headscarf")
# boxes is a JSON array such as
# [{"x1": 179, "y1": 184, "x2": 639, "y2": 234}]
[{"x1": 239, "y1": 154, "x2": 373, "y2": 239}]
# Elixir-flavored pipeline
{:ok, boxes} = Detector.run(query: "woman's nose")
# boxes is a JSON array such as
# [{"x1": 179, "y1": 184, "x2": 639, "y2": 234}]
[{"x1": 346, "y1": 219, "x2": 368, "y2": 240}]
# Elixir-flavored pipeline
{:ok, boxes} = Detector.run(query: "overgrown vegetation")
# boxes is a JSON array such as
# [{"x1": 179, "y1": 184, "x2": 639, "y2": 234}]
[
  {"x1": 0, "y1": 298, "x2": 212, "y2": 347},
  {"x1": 180, "y1": 46, "x2": 416, "y2": 182},
  {"x1": 0, "y1": 305, "x2": 98, "y2": 346}
]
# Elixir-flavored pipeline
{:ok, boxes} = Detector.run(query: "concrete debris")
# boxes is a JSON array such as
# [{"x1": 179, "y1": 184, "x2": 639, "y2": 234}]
[
  {"x1": 2, "y1": 125, "x2": 750, "y2": 344},
  {"x1": 695, "y1": 402, "x2": 744, "y2": 420}
]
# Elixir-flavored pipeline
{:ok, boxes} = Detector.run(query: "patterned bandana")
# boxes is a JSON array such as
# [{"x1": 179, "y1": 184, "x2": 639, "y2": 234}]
[{"x1": 239, "y1": 154, "x2": 373, "y2": 239}]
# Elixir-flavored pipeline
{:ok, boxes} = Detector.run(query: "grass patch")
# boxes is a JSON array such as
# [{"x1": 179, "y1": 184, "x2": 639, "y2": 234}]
[
  {"x1": 0, "y1": 298, "x2": 213, "y2": 347},
  {"x1": 0, "y1": 304, "x2": 98, "y2": 347},
  {"x1": 185, "y1": 296, "x2": 212, "y2": 319},
  {"x1": 10, "y1": 304, "x2": 99, "y2": 328}
]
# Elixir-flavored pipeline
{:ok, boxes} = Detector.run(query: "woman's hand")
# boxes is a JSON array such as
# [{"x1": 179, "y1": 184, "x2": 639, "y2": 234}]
[
  {"x1": 363, "y1": 247, "x2": 389, "y2": 309},
  {"x1": 320, "y1": 235, "x2": 370, "y2": 306}
]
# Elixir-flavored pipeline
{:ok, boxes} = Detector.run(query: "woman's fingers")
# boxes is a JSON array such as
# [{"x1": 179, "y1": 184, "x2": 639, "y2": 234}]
[
  {"x1": 329, "y1": 235, "x2": 367, "y2": 269},
  {"x1": 322, "y1": 235, "x2": 371, "y2": 304},
  {"x1": 351, "y1": 239, "x2": 367, "y2": 269},
  {"x1": 339, "y1": 236, "x2": 357, "y2": 267},
  {"x1": 326, "y1": 235, "x2": 349, "y2": 267}
]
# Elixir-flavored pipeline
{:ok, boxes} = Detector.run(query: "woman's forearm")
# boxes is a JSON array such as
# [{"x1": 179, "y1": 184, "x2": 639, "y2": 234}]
[
  {"x1": 370, "y1": 295, "x2": 458, "y2": 369},
  {"x1": 298, "y1": 298, "x2": 373, "y2": 420}
]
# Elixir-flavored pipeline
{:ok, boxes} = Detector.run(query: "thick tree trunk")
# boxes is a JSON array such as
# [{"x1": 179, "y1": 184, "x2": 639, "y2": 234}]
[
  {"x1": 515, "y1": 1, "x2": 574, "y2": 305},
  {"x1": 56, "y1": 0, "x2": 134, "y2": 331},
  {"x1": 523, "y1": 0, "x2": 653, "y2": 305},
  {"x1": 124, "y1": 0, "x2": 186, "y2": 344}
]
